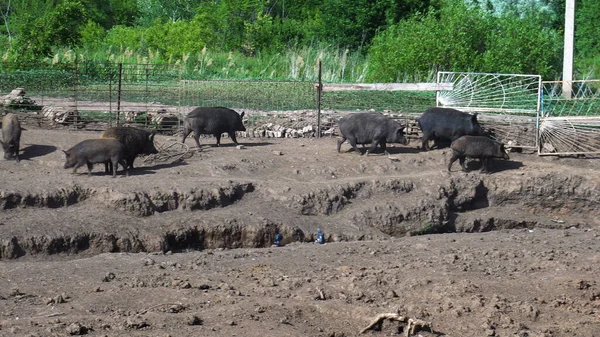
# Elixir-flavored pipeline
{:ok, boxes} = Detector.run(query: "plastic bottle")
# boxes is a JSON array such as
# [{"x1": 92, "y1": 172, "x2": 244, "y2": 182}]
[
  {"x1": 274, "y1": 233, "x2": 283, "y2": 247},
  {"x1": 316, "y1": 228, "x2": 325, "y2": 244}
]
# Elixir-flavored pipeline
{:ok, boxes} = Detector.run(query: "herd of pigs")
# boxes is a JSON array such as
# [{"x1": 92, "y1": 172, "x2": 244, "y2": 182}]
[{"x1": 0, "y1": 106, "x2": 510, "y2": 176}]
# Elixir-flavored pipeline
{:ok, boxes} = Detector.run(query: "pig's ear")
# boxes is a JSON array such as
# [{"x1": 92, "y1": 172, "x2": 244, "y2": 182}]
[
  {"x1": 62, "y1": 150, "x2": 68, "y2": 156},
  {"x1": 149, "y1": 133, "x2": 155, "y2": 141},
  {"x1": 240, "y1": 111, "x2": 245, "y2": 119},
  {"x1": 471, "y1": 113, "x2": 478, "y2": 121}
]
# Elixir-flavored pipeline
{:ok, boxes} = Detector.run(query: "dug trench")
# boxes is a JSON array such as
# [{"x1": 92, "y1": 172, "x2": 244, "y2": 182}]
[{"x1": 0, "y1": 163, "x2": 597, "y2": 259}]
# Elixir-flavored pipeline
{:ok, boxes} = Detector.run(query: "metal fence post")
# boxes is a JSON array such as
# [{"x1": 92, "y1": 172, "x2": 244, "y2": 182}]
[
  {"x1": 117, "y1": 62, "x2": 123, "y2": 126},
  {"x1": 73, "y1": 63, "x2": 79, "y2": 128},
  {"x1": 145, "y1": 65, "x2": 149, "y2": 129},
  {"x1": 317, "y1": 60, "x2": 322, "y2": 138}
]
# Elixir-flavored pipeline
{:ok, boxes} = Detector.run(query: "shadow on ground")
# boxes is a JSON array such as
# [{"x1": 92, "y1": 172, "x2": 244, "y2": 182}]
[
  {"x1": 20, "y1": 144, "x2": 57, "y2": 160},
  {"x1": 463, "y1": 159, "x2": 524, "y2": 173}
]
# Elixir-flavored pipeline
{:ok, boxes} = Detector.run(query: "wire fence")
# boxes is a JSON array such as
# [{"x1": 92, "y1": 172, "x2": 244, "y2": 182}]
[
  {"x1": 2, "y1": 62, "x2": 599, "y2": 156},
  {"x1": 0, "y1": 62, "x2": 319, "y2": 135},
  {"x1": 538, "y1": 80, "x2": 600, "y2": 155},
  {"x1": 436, "y1": 72, "x2": 542, "y2": 150}
]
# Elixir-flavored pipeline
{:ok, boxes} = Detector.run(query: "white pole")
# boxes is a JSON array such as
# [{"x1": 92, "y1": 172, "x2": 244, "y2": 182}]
[{"x1": 562, "y1": 0, "x2": 575, "y2": 99}]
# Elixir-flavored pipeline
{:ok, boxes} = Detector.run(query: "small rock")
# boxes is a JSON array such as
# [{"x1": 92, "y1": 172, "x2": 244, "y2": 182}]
[
  {"x1": 66, "y1": 322, "x2": 88, "y2": 335},
  {"x1": 185, "y1": 315, "x2": 203, "y2": 326},
  {"x1": 126, "y1": 316, "x2": 149, "y2": 330},
  {"x1": 102, "y1": 272, "x2": 116, "y2": 282},
  {"x1": 10, "y1": 288, "x2": 24, "y2": 297},
  {"x1": 167, "y1": 304, "x2": 187, "y2": 313},
  {"x1": 179, "y1": 281, "x2": 192, "y2": 289},
  {"x1": 272, "y1": 150, "x2": 283, "y2": 156},
  {"x1": 197, "y1": 284, "x2": 211, "y2": 290},
  {"x1": 236, "y1": 145, "x2": 245, "y2": 149},
  {"x1": 46, "y1": 294, "x2": 67, "y2": 305},
  {"x1": 143, "y1": 258, "x2": 155, "y2": 266}
]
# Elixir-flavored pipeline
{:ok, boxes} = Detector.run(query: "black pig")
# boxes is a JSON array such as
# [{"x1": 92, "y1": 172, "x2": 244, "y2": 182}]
[
  {"x1": 417, "y1": 107, "x2": 484, "y2": 151},
  {"x1": 1, "y1": 113, "x2": 22, "y2": 161},
  {"x1": 337, "y1": 113, "x2": 408, "y2": 155},
  {"x1": 181, "y1": 107, "x2": 246, "y2": 148},
  {"x1": 101, "y1": 127, "x2": 158, "y2": 173},
  {"x1": 63, "y1": 139, "x2": 128, "y2": 177},
  {"x1": 448, "y1": 135, "x2": 510, "y2": 173}
]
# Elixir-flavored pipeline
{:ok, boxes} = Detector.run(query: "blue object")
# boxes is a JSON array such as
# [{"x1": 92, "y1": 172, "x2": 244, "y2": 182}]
[
  {"x1": 274, "y1": 233, "x2": 283, "y2": 247},
  {"x1": 316, "y1": 228, "x2": 325, "y2": 244}
]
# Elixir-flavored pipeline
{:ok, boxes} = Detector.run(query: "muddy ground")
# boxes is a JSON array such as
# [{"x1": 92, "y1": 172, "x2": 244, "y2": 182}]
[{"x1": 0, "y1": 127, "x2": 599, "y2": 337}]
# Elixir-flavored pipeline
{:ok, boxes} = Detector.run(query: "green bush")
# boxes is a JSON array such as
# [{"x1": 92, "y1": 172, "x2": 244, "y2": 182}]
[
  {"x1": 367, "y1": 1, "x2": 489, "y2": 82},
  {"x1": 480, "y1": 12, "x2": 561, "y2": 79},
  {"x1": 367, "y1": 0, "x2": 562, "y2": 82}
]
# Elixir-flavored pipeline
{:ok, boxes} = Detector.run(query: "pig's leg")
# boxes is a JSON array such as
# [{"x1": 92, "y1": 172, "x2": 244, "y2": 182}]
[
  {"x1": 448, "y1": 153, "x2": 459, "y2": 172},
  {"x1": 112, "y1": 160, "x2": 118, "y2": 178},
  {"x1": 379, "y1": 141, "x2": 389, "y2": 155},
  {"x1": 121, "y1": 159, "x2": 129, "y2": 177},
  {"x1": 365, "y1": 139, "x2": 380, "y2": 156},
  {"x1": 421, "y1": 132, "x2": 431, "y2": 151},
  {"x1": 72, "y1": 162, "x2": 83, "y2": 175},
  {"x1": 459, "y1": 156, "x2": 467, "y2": 171},
  {"x1": 347, "y1": 137, "x2": 361, "y2": 154},
  {"x1": 193, "y1": 133, "x2": 202, "y2": 149},
  {"x1": 181, "y1": 126, "x2": 192, "y2": 144},
  {"x1": 480, "y1": 157, "x2": 490, "y2": 174},
  {"x1": 86, "y1": 162, "x2": 94, "y2": 177},
  {"x1": 228, "y1": 132, "x2": 239, "y2": 146},
  {"x1": 337, "y1": 136, "x2": 346, "y2": 153}
]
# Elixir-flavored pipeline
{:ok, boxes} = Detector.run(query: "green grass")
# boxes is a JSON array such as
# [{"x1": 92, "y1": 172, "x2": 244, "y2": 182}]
[
  {"x1": 53, "y1": 44, "x2": 368, "y2": 83},
  {"x1": 322, "y1": 90, "x2": 435, "y2": 113},
  {"x1": 410, "y1": 222, "x2": 440, "y2": 236}
]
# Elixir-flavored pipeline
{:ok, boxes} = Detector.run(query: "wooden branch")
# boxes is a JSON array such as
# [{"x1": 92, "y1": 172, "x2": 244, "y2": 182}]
[
  {"x1": 360, "y1": 313, "x2": 433, "y2": 337},
  {"x1": 30, "y1": 312, "x2": 66, "y2": 320},
  {"x1": 406, "y1": 318, "x2": 433, "y2": 336},
  {"x1": 316, "y1": 288, "x2": 326, "y2": 300},
  {"x1": 139, "y1": 302, "x2": 184, "y2": 315},
  {"x1": 360, "y1": 313, "x2": 406, "y2": 334}
]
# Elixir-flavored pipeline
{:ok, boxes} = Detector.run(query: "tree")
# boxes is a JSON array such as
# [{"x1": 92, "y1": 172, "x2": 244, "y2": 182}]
[
  {"x1": 574, "y1": 0, "x2": 600, "y2": 76},
  {"x1": 575, "y1": 0, "x2": 600, "y2": 59},
  {"x1": 367, "y1": 1, "x2": 490, "y2": 82},
  {"x1": 6, "y1": 0, "x2": 88, "y2": 61},
  {"x1": 481, "y1": 10, "x2": 561, "y2": 78},
  {"x1": 136, "y1": 0, "x2": 203, "y2": 25}
]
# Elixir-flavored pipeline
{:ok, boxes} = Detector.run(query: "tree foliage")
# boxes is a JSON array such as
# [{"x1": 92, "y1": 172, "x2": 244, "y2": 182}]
[
  {"x1": 367, "y1": 0, "x2": 562, "y2": 81},
  {"x1": 0, "y1": 0, "x2": 598, "y2": 81},
  {"x1": 575, "y1": 0, "x2": 600, "y2": 75}
]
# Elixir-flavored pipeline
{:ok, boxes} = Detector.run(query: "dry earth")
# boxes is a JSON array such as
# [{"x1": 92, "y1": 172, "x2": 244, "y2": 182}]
[{"x1": 0, "y1": 127, "x2": 599, "y2": 337}]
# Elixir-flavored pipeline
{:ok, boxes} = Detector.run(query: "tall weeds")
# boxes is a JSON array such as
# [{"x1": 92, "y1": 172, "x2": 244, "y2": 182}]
[{"x1": 49, "y1": 44, "x2": 369, "y2": 83}]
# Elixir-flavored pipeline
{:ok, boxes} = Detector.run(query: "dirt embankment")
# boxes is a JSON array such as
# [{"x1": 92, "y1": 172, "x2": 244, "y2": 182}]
[
  {"x1": 0, "y1": 129, "x2": 598, "y2": 259},
  {"x1": 0, "y1": 128, "x2": 599, "y2": 337}
]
